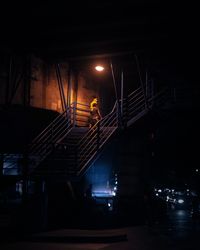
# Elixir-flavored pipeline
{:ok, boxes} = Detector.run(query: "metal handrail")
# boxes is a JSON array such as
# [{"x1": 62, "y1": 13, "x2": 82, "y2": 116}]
[
  {"x1": 128, "y1": 97, "x2": 145, "y2": 110},
  {"x1": 128, "y1": 89, "x2": 143, "y2": 102},
  {"x1": 28, "y1": 107, "x2": 73, "y2": 172},
  {"x1": 78, "y1": 101, "x2": 117, "y2": 148},
  {"x1": 27, "y1": 83, "x2": 169, "y2": 176},
  {"x1": 77, "y1": 121, "x2": 118, "y2": 175},
  {"x1": 78, "y1": 114, "x2": 117, "y2": 158},
  {"x1": 147, "y1": 87, "x2": 169, "y2": 108},
  {"x1": 31, "y1": 109, "x2": 70, "y2": 144},
  {"x1": 73, "y1": 87, "x2": 147, "y2": 175},
  {"x1": 30, "y1": 110, "x2": 71, "y2": 149},
  {"x1": 128, "y1": 98, "x2": 145, "y2": 112},
  {"x1": 127, "y1": 86, "x2": 142, "y2": 98},
  {"x1": 30, "y1": 116, "x2": 72, "y2": 154},
  {"x1": 78, "y1": 107, "x2": 117, "y2": 155},
  {"x1": 28, "y1": 101, "x2": 94, "y2": 173},
  {"x1": 76, "y1": 102, "x2": 118, "y2": 174}
]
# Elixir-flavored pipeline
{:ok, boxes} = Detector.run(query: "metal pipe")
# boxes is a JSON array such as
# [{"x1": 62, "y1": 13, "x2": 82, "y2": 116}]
[
  {"x1": 57, "y1": 64, "x2": 67, "y2": 109},
  {"x1": 6, "y1": 55, "x2": 12, "y2": 104},
  {"x1": 110, "y1": 61, "x2": 118, "y2": 101},
  {"x1": 67, "y1": 67, "x2": 71, "y2": 107},
  {"x1": 0, "y1": 154, "x2": 3, "y2": 176},
  {"x1": 134, "y1": 54, "x2": 148, "y2": 109},
  {"x1": 110, "y1": 60, "x2": 122, "y2": 127},
  {"x1": 121, "y1": 70, "x2": 124, "y2": 118},
  {"x1": 55, "y1": 64, "x2": 65, "y2": 111},
  {"x1": 9, "y1": 71, "x2": 24, "y2": 104}
]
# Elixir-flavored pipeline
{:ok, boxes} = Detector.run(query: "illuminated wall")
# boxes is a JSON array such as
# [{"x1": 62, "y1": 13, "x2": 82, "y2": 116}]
[
  {"x1": 0, "y1": 54, "x2": 109, "y2": 115},
  {"x1": 77, "y1": 72, "x2": 98, "y2": 105},
  {"x1": 29, "y1": 57, "x2": 101, "y2": 113},
  {"x1": 30, "y1": 56, "x2": 69, "y2": 112}
]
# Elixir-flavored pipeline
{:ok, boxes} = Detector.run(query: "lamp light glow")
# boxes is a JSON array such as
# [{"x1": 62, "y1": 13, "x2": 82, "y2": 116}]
[{"x1": 95, "y1": 65, "x2": 104, "y2": 72}]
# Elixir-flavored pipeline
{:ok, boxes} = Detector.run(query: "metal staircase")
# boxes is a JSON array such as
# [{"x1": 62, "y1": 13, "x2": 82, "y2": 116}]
[
  {"x1": 1, "y1": 84, "x2": 169, "y2": 177},
  {"x1": 34, "y1": 127, "x2": 89, "y2": 176},
  {"x1": 76, "y1": 102, "x2": 119, "y2": 176},
  {"x1": 30, "y1": 85, "x2": 165, "y2": 177},
  {"x1": 28, "y1": 106, "x2": 73, "y2": 174}
]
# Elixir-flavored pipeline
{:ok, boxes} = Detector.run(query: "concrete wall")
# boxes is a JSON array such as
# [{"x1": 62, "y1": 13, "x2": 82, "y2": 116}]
[
  {"x1": 116, "y1": 129, "x2": 147, "y2": 198},
  {"x1": 0, "y1": 54, "x2": 113, "y2": 120},
  {"x1": 29, "y1": 56, "x2": 102, "y2": 114},
  {"x1": 0, "y1": 55, "x2": 26, "y2": 105},
  {"x1": 0, "y1": 69, "x2": 6, "y2": 104},
  {"x1": 30, "y1": 56, "x2": 69, "y2": 112},
  {"x1": 30, "y1": 57, "x2": 101, "y2": 113},
  {"x1": 84, "y1": 118, "x2": 151, "y2": 199}
]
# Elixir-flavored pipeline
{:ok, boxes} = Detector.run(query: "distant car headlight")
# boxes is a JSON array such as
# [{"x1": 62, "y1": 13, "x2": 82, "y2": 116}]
[{"x1": 177, "y1": 199, "x2": 184, "y2": 204}]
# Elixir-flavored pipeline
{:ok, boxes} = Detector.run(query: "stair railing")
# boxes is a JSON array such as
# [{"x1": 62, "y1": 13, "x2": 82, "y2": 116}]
[
  {"x1": 75, "y1": 85, "x2": 149, "y2": 175},
  {"x1": 27, "y1": 84, "x2": 169, "y2": 176},
  {"x1": 70, "y1": 102, "x2": 90, "y2": 127},
  {"x1": 121, "y1": 86, "x2": 147, "y2": 126},
  {"x1": 76, "y1": 101, "x2": 118, "y2": 175},
  {"x1": 28, "y1": 106, "x2": 74, "y2": 172},
  {"x1": 28, "y1": 101, "x2": 91, "y2": 173},
  {"x1": 147, "y1": 87, "x2": 170, "y2": 107},
  {"x1": 124, "y1": 85, "x2": 169, "y2": 126}
]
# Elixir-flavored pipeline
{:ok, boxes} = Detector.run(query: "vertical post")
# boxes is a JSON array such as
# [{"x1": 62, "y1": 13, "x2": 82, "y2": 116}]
[
  {"x1": 67, "y1": 67, "x2": 72, "y2": 107},
  {"x1": 23, "y1": 55, "x2": 31, "y2": 107},
  {"x1": 6, "y1": 55, "x2": 12, "y2": 105},
  {"x1": 73, "y1": 102, "x2": 76, "y2": 127},
  {"x1": 27, "y1": 55, "x2": 31, "y2": 107},
  {"x1": 22, "y1": 153, "x2": 28, "y2": 203},
  {"x1": 74, "y1": 71, "x2": 78, "y2": 108},
  {"x1": 110, "y1": 61, "x2": 122, "y2": 127},
  {"x1": 57, "y1": 63, "x2": 67, "y2": 110},
  {"x1": 110, "y1": 61, "x2": 118, "y2": 102},
  {"x1": 67, "y1": 68, "x2": 72, "y2": 125},
  {"x1": 145, "y1": 70, "x2": 148, "y2": 98},
  {"x1": 120, "y1": 70, "x2": 124, "y2": 121},
  {"x1": 0, "y1": 154, "x2": 3, "y2": 176},
  {"x1": 124, "y1": 96, "x2": 129, "y2": 128},
  {"x1": 151, "y1": 79, "x2": 154, "y2": 107},
  {"x1": 55, "y1": 64, "x2": 65, "y2": 111},
  {"x1": 135, "y1": 54, "x2": 148, "y2": 110}
]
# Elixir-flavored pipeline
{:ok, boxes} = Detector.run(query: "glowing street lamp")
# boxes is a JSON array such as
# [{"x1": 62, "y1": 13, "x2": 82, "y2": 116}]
[{"x1": 95, "y1": 65, "x2": 105, "y2": 72}]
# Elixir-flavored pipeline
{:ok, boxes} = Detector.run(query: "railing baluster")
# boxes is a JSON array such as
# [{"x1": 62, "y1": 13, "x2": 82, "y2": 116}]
[
  {"x1": 27, "y1": 85, "x2": 167, "y2": 176},
  {"x1": 96, "y1": 122, "x2": 100, "y2": 151}
]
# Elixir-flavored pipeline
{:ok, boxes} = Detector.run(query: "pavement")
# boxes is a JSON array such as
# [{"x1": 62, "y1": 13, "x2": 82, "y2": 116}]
[
  {"x1": 0, "y1": 226, "x2": 165, "y2": 250},
  {"x1": 0, "y1": 209, "x2": 200, "y2": 250}
]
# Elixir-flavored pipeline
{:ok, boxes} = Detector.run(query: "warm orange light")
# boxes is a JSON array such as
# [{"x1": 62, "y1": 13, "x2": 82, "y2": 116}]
[{"x1": 95, "y1": 65, "x2": 104, "y2": 72}]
